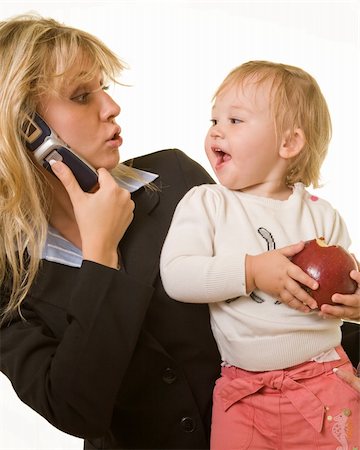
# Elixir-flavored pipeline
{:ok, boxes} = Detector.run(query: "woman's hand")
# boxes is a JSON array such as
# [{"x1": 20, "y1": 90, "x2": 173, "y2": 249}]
[
  {"x1": 333, "y1": 366, "x2": 360, "y2": 392},
  {"x1": 246, "y1": 242, "x2": 319, "y2": 312},
  {"x1": 319, "y1": 269, "x2": 360, "y2": 321},
  {"x1": 50, "y1": 160, "x2": 134, "y2": 269}
]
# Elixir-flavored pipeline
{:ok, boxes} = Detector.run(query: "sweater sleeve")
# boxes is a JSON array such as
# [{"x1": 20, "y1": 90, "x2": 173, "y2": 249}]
[
  {"x1": 326, "y1": 208, "x2": 352, "y2": 250},
  {"x1": 160, "y1": 186, "x2": 247, "y2": 303}
]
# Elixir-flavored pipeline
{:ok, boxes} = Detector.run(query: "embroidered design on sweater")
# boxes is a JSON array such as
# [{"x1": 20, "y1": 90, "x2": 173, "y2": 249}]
[
  {"x1": 258, "y1": 227, "x2": 276, "y2": 251},
  {"x1": 250, "y1": 227, "x2": 281, "y2": 305}
]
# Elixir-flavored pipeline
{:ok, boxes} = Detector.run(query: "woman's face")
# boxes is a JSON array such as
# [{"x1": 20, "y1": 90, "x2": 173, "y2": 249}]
[{"x1": 37, "y1": 62, "x2": 122, "y2": 171}]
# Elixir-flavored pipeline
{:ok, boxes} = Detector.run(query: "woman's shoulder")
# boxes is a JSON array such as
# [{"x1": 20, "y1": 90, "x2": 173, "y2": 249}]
[
  {"x1": 126, "y1": 148, "x2": 190, "y2": 171},
  {"x1": 129, "y1": 148, "x2": 191, "y2": 166},
  {"x1": 127, "y1": 149, "x2": 214, "y2": 187}
]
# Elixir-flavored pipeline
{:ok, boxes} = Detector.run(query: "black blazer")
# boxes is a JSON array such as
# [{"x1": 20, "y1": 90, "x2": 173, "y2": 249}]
[
  {"x1": 1, "y1": 149, "x2": 221, "y2": 450},
  {"x1": 1, "y1": 149, "x2": 358, "y2": 450}
]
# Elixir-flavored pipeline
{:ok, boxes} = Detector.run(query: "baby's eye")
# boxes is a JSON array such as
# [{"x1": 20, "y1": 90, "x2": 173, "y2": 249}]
[
  {"x1": 71, "y1": 92, "x2": 90, "y2": 104},
  {"x1": 230, "y1": 118, "x2": 243, "y2": 124},
  {"x1": 210, "y1": 119, "x2": 217, "y2": 126}
]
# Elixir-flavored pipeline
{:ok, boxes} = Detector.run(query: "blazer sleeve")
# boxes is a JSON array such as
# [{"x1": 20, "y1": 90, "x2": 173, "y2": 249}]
[{"x1": 0, "y1": 260, "x2": 154, "y2": 438}]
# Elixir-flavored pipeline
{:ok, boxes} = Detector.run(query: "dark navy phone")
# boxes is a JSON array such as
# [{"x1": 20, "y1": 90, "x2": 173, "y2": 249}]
[{"x1": 24, "y1": 113, "x2": 98, "y2": 192}]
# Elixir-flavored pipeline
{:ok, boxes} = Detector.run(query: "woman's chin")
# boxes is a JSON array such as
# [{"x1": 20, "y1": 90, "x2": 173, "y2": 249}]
[{"x1": 96, "y1": 154, "x2": 120, "y2": 171}]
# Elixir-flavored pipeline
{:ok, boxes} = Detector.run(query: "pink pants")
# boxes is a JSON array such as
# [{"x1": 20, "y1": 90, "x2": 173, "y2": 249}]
[{"x1": 211, "y1": 346, "x2": 359, "y2": 450}]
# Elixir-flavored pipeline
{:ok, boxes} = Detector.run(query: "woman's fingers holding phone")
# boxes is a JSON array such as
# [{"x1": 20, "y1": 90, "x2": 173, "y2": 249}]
[
  {"x1": 97, "y1": 169, "x2": 135, "y2": 237},
  {"x1": 82, "y1": 168, "x2": 135, "y2": 266},
  {"x1": 49, "y1": 159, "x2": 84, "y2": 202},
  {"x1": 50, "y1": 160, "x2": 135, "y2": 267},
  {"x1": 96, "y1": 168, "x2": 135, "y2": 232}
]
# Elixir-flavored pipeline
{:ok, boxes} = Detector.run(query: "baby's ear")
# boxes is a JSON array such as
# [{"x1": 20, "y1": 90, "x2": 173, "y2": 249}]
[{"x1": 279, "y1": 128, "x2": 305, "y2": 159}]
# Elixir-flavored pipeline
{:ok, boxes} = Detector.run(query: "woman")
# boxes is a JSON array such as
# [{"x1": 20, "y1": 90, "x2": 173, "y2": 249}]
[
  {"x1": 334, "y1": 365, "x2": 360, "y2": 392},
  {"x1": 0, "y1": 14, "x2": 359, "y2": 450}
]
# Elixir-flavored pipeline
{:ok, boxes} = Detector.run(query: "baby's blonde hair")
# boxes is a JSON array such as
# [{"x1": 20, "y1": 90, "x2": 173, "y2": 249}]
[
  {"x1": 214, "y1": 60, "x2": 332, "y2": 188},
  {"x1": 0, "y1": 14, "x2": 137, "y2": 320}
]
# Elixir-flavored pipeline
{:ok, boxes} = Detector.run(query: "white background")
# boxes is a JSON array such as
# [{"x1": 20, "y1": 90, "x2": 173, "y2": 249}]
[{"x1": 0, "y1": 0, "x2": 359, "y2": 448}]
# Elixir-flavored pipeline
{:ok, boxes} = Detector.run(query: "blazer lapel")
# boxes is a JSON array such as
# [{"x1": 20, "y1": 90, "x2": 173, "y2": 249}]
[{"x1": 119, "y1": 185, "x2": 162, "y2": 285}]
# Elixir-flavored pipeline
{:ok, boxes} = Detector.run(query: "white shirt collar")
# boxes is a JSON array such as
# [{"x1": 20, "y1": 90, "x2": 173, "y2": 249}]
[
  {"x1": 42, "y1": 168, "x2": 158, "y2": 266},
  {"x1": 115, "y1": 167, "x2": 158, "y2": 192}
]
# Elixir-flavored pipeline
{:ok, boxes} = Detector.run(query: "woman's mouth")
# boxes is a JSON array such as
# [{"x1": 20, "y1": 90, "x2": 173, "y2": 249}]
[{"x1": 107, "y1": 132, "x2": 123, "y2": 148}]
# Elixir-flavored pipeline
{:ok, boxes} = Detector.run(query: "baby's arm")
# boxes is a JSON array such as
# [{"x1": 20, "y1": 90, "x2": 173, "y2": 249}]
[
  {"x1": 160, "y1": 187, "x2": 247, "y2": 303},
  {"x1": 161, "y1": 186, "x2": 317, "y2": 308}
]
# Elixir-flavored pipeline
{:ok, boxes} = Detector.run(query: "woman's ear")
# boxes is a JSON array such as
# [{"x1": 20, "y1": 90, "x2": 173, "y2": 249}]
[{"x1": 279, "y1": 128, "x2": 305, "y2": 159}]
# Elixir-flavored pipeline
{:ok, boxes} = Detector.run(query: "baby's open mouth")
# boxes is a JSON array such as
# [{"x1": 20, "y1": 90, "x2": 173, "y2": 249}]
[{"x1": 213, "y1": 147, "x2": 231, "y2": 165}]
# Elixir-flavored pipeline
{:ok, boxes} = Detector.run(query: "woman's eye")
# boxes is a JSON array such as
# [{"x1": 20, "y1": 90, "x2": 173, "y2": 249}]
[
  {"x1": 102, "y1": 85, "x2": 110, "y2": 92},
  {"x1": 71, "y1": 92, "x2": 90, "y2": 103}
]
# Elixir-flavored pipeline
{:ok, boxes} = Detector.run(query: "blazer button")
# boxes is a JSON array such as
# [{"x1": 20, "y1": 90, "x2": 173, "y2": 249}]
[
  {"x1": 162, "y1": 367, "x2": 177, "y2": 384},
  {"x1": 180, "y1": 416, "x2": 196, "y2": 433}
]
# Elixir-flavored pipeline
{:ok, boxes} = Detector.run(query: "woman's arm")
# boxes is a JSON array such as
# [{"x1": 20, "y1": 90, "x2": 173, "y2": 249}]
[
  {"x1": 0, "y1": 148, "x2": 218, "y2": 439},
  {"x1": 0, "y1": 262, "x2": 153, "y2": 438},
  {"x1": 333, "y1": 366, "x2": 360, "y2": 392}
]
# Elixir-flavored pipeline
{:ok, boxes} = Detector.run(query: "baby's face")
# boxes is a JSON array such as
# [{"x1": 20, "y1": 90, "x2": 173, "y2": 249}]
[{"x1": 204, "y1": 80, "x2": 288, "y2": 198}]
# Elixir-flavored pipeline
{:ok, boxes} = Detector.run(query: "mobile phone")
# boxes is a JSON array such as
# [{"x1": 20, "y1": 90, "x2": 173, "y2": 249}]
[{"x1": 23, "y1": 113, "x2": 98, "y2": 192}]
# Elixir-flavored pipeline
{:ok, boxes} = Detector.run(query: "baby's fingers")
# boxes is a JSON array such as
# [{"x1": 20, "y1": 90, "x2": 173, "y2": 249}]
[
  {"x1": 320, "y1": 296, "x2": 360, "y2": 321},
  {"x1": 288, "y1": 263, "x2": 318, "y2": 290},
  {"x1": 279, "y1": 288, "x2": 312, "y2": 313},
  {"x1": 285, "y1": 265, "x2": 318, "y2": 308},
  {"x1": 281, "y1": 278, "x2": 317, "y2": 310}
]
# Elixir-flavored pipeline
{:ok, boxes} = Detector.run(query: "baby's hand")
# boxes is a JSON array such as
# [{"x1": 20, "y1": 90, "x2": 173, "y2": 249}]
[
  {"x1": 246, "y1": 242, "x2": 318, "y2": 312},
  {"x1": 319, "y1": 269, "x2": 360, "y2": 321}
]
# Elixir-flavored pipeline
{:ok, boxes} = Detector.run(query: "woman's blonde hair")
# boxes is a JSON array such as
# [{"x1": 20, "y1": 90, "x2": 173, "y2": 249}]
[
  {"x1": 0, "y1": 13, "x2": 139, "y2": 320},
  {"x1": 214, "y1": 60, "x2": 332, "y2": 188}
]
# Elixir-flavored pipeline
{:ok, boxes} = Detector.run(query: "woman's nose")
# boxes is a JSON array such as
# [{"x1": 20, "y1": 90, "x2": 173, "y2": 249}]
[{"x1": 100, "y1": 91, "x2": 121, "y2": 121}]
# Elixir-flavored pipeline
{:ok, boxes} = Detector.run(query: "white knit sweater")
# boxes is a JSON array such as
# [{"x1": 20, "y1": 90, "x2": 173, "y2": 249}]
[{"x1": 160, "y1": 183, "x2": 351, "y2": 371}]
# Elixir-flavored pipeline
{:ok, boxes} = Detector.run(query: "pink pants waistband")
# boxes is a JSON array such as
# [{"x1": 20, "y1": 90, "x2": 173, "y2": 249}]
[{"x1": 219, "y1": 346, "x2": 350, "y2": 432}]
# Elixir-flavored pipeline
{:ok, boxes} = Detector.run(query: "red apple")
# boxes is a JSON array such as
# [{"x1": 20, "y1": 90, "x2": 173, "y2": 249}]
[{"x1": 291, "y1": 237, "x2": 358, "y2": 307}]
